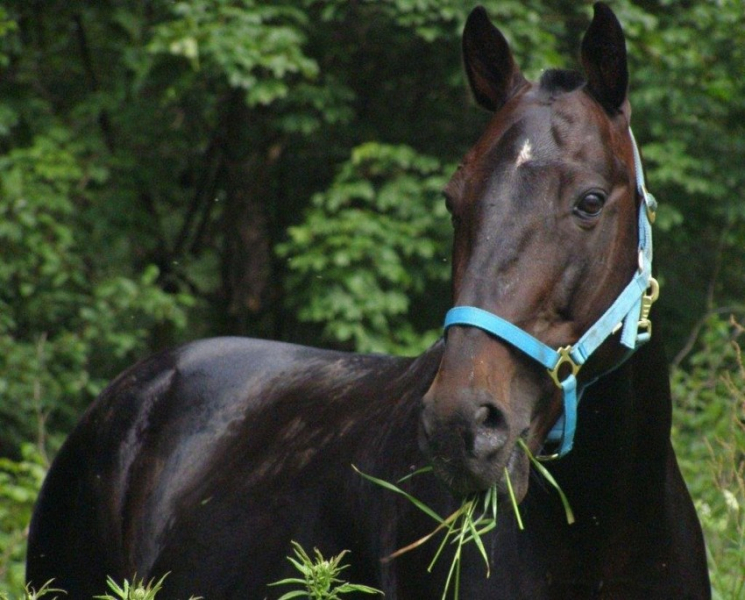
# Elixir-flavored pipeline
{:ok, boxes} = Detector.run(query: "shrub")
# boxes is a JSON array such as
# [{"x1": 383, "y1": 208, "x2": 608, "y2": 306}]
[{"x1": 672, "y1": 315, "x2": 745, "y2": 598}]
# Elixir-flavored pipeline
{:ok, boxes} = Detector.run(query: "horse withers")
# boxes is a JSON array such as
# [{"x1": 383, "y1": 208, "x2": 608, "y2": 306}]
[{"x1": 27, "y1": 4, "x2": 710, "y2": 599}]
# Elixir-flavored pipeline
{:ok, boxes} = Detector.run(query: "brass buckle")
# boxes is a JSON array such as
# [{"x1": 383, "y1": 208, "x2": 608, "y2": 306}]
[
  {"x1": 637, "y1": 277, "x2": 660, "y2": 336},
  {"x1": 548, "y1": 346, "x2": 581, "y2": 388},
  {"x1": 538, "y1": 347, "x2": 581, "y2": 461}
]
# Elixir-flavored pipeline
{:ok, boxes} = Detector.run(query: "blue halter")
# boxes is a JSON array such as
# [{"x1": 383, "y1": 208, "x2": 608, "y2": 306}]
[{"x1": 443, "y1": 129, "x2": 659, "y2": 459}]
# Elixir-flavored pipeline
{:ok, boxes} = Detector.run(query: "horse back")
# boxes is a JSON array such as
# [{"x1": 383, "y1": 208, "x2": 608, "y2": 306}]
[{"x1": 26, "y1": 337, "x2": 438, "y2": 598}]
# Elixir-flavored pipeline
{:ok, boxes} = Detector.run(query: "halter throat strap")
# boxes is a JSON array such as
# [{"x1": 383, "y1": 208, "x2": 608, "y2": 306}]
[{"x1": 443, "y1": 128, "x2": 658, "y2": 459}]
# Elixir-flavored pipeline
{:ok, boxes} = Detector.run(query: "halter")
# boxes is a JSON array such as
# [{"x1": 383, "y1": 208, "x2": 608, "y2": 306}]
[{"x1": 443, "y1": 129, "x2": 659, "y2": 460}]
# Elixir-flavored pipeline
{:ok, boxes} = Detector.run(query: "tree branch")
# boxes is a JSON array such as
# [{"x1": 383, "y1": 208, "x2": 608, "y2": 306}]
[
  {"x1": 173, "y1": 136, "x2": 222, "y2": 257},
  {"x1": 671, "y1": 306, "x2": 745, "y2": 369}
]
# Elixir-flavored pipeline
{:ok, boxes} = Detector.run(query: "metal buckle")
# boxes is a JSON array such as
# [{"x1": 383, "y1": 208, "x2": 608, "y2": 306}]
[
  {"x1": 637, "y1": 277, "x2": 660, "y2": 336},
  {"x1": 548, "y1": 346, "x2": 580, "y2": 388},
  {"x1": 541, "y1": 347, "x2": 581, "y2": 460}
]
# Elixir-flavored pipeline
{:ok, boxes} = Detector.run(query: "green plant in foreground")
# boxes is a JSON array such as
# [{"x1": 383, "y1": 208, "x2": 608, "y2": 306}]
[
  {"x1": 1, "y1": 575, "x2": 207, "y2": 600},
  {"x1": 0, "y1": 445, "x2": 49, "y2": 594},
  {"x1": 355, "y1": 441, "x2": 573, "y2": 600},
  {"x1": 93, "y1": 574, "x2": 201, "y2": 600},
  {"x1": 94, "y1": 575, "x2": 163, "y2": 600},
  {"x1": 0, "y1": 580, "x2": 65, "y2": 600},
  {"x1": 269, "y1": 541, "x2": 382, "y2": 600}
]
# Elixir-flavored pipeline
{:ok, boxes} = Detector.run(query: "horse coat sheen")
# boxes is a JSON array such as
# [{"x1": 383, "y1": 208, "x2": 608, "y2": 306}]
[{"x1": 27, "y1": 4, "x2": 710, "y2": 599}]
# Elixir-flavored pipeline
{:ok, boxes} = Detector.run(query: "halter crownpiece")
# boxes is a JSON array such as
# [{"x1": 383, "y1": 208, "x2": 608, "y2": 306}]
[{"x1": 443, "y1": 128, "x2": 659, "y2": 459}]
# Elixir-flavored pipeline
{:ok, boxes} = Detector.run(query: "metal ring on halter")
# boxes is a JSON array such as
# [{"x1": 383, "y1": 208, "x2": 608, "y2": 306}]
[{"x1": 548, "y1": 346, "x2": 581, "y2": 388}]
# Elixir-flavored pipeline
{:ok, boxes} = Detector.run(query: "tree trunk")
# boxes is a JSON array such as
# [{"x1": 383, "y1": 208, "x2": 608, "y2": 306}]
[{"x1": 219, "y1": 93, "x2": 281, "y2": 336}]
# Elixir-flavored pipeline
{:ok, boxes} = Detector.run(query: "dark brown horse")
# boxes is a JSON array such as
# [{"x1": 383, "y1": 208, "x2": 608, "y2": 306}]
[{"x1": 27, "y1": 4, "x2": 710, "y2": 599}]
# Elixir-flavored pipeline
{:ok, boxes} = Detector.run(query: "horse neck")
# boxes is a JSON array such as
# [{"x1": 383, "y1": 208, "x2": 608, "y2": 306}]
[
  {"x1": 359, "y1": 340, "x2": 445, "y2": 472},
  {"x1": 557, "y1": 329, "x2": 673, "y2": 503}
]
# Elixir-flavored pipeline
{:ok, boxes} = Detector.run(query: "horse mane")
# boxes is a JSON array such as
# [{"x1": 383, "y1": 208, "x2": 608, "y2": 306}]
[{"x1": 539, "y1": 68, "x2": 586, "y2": 97}]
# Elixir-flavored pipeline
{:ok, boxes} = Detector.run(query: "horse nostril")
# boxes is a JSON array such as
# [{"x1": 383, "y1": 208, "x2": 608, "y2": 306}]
[
  {"x1": 471, "y1": 403, "x2": 509, "y2": 460},
  {"x1": 475, "y1": 404, "x2": 506, "y2": 430}
]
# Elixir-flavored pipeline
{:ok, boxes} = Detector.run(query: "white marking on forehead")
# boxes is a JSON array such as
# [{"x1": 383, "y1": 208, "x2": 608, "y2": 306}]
[{"x1": 515, "y1": 139, "x2": 533, "y2": 167}]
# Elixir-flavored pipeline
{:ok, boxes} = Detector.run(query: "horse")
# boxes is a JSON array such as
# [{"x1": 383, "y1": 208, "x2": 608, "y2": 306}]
[{"x1": 26, "y1": 4, "x2": 710, "y2": 599}]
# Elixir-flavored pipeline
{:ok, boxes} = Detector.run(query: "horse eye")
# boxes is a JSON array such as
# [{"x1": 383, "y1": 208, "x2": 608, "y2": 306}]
[
  {"x1": 443, "y1": 192, "x2": 455, "y2": 214},
  {"x1": 443, "y1": 192, "x2": 462, "y2": 227},
  {"x1": 574, "y1": 192, "x2": 606, "y2": 218}
]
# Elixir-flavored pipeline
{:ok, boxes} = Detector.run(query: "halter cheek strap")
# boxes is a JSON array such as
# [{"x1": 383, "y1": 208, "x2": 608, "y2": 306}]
[{"x1": 443, "y1": 128, "x2": 659, "y2": 459}]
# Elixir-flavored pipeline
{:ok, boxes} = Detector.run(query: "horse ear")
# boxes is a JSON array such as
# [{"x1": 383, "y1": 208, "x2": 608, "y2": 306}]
[
  {"x1": 462, "y1": 6, "x2": 526, "y2": 112},
  {"x1": 581, "y1": 2, "x2": 628, "y2": 114}
]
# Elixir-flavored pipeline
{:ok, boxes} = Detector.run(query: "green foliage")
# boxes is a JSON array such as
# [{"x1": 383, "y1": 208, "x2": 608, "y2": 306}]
[
  {"x1": 0, "y1": 446, "x2": 46, "y2": 594},
  {"x1": 0, "y1": 579, "x2": 66, "y2": 600},
  {"x1": 269, "y1": 541, "x2": 382, "y2": 600},
  {"x1": 0, "y1": 123, "x2": 193, "y2": 452},
  {"x1": 278, "y1": 143, "x2": 452, "y2": 354},
  {"x1": 672, "y1": 317, "x2": 745, "y2": 599},
  {"x1": 149, "y1": 1, "x2": 319, "y2": 109},
  {"x1": 626, "y1": 0, "x2": 745, "y2": 346}
]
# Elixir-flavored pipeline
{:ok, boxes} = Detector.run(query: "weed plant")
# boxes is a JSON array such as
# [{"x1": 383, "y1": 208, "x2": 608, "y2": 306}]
[
  {"x1": 92, "y1": 575, "x2": 190, "y2": 600},
  {"x1": 269, "y1": 541, "x2": 382, "y2": 599},
  {"x1": 0, "y1": 580, "x2": 65, "y2": 600}
]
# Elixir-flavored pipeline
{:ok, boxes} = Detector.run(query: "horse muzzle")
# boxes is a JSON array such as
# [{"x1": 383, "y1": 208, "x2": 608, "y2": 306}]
[{"x1": 419, "y1": 384, "x2": 531, "y2": 499}]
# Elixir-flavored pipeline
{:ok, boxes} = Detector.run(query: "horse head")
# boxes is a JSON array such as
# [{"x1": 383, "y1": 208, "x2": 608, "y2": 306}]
[{"x1": 420, "y1": 3, "x2": 650, "y2": 499}]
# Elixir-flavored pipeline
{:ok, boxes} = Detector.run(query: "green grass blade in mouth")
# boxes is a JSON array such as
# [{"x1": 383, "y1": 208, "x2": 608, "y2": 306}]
[
  {"x1": 428, "y1": 504, "x2": 466, "y2": 572},
  {"x1": 504, "y1": 467, "x2": 525, "y2": 530},
  {"x1": 397, "y1": 465, "x2": 434, "y2": 483},
  {"x1": 518, "y1": 439, "x2": 575, "y2": 525},
  {"x1": 383, "y1": 505, "x2": 463, "y2": 563},
  {"x1": 459, "y1": 518, "x2": 496, "y2": 545},
  {"x1": 485, "y1": 483, "x2": 498, "y2": 522},
  {"x1": 464, "y1": 501, "x2": 491, "y2": 578},
  {"x1": 355, "y1": 460, "x2": 548, "y2": 600},
  {"x1": 353, "y1": 465, "x2": 444, "y2": 524}
]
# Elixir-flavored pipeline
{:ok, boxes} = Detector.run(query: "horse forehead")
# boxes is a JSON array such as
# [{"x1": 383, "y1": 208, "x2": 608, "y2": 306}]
[
  {"x1": 472, "y1": 94, "x2": 613, "y2": 164},
  {"x1": 453, "y1": 93, "x2": 628, "y2": 201},
  {"x1": 525, "y1": 94, "x2": 618, "y2": 158}
]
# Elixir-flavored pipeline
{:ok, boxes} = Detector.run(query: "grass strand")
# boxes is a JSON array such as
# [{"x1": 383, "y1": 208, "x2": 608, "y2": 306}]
[
  {"x1": 352, "y1": 465, "x2": 444, "y2": 524},
  {"x1": 518, "y1": 439, "x2": 575, "y2": 525},
  {"x1": 503, "y1": 468, "x2": 524, "y2": 530},
  {"x1": 355, "y1": 441, "x2": 574, "y2": 600}
]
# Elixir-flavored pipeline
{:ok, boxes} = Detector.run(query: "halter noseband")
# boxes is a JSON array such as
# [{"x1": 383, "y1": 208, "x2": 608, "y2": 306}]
[{"x1": 443, "y1": 129, "x2": 659, "y2": 460}]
